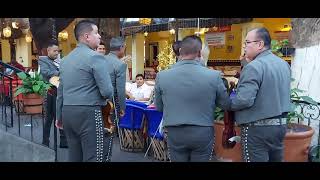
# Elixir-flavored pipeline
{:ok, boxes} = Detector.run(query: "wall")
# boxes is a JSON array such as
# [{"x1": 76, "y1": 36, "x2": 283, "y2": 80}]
[
  {"x1": 1, "y1": 39, "x2": 11, "y2": 63},
  {"x1": 208, "y1": 24, "x2": 243, "y2": 60},
  {"x1": 131, "y1": 33, "x2": 145, "y2": 79},
  {"x1": 125, "y1": 35, "x2": 132, "y2": 69},
  {"x1": 252, "y1": 18, "x2": 291, "y2": 39}
]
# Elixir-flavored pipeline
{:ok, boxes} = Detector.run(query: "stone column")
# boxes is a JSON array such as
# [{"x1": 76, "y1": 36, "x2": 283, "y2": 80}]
[
  {"x1": 1, "y1": 39, "x2": 11, "y2": 63},
  {"x1": 131, "y1": 33, "x2": 145, "y2": 81},
  {"x1": 15, "y1": 37, "x2": 32, "y2": 67}
]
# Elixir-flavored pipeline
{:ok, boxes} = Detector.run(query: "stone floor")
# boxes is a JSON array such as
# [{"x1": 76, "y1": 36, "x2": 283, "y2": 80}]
[{"x1": 0, "y1": 105, "x2": 157, "y2": 162}]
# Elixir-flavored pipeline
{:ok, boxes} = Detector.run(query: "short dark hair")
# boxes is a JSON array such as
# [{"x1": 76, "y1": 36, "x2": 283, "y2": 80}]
[
  {"x1": 74, "y1": 20, "x2": 96, "y2": 41},
  {"x1": 136, "y1": 74, "x2": 144, "y2": 79},
  {"x1": 172, "y1": 40, "x2": 181, "y2": 56},
  {"x1": 180, "y1": 35, "x2": 202, "y2": 56},
  {"x1": 99, "y1": 41, "x2": 105, "y2": 46},
  {"x1": 254, "y1": 28, "x2": 271, "y2": 49},
  {"x1": 47, "y1": 41, "x2": 58, "y2": 48}
]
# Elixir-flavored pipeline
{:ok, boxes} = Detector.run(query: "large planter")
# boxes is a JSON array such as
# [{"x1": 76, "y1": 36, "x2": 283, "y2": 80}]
[
  {"x1": 284, "y1": 123, "x2": 314, "y2": 162},
  {"x1": 23, "y1": 93, "x2": 43, "y2": 114},
  {"x1": 214, "y1": 122, "x2": 315, "y2": 162},
  {"x1": 214, "y1": 121, "x2": 242, "y2": 162}
]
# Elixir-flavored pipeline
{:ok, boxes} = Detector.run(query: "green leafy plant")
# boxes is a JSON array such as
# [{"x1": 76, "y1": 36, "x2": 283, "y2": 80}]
[
  {"x1": 214, "y1": 107, "x2": 224, "y2": 121},
  {"x1": 288, "y1": 78, "x2": 318, "y2": 124},
  {"x1": 271, "y1": 39, "x2": 290, "y2": 57},
  {"x1": 14, "y1": 72, "x2": 52, "y2": 97}
]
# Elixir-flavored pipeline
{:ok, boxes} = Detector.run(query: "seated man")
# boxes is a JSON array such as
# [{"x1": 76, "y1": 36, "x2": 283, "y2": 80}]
[{"x1": 126, "y1": 74, "x2": 152, "y2": 101}]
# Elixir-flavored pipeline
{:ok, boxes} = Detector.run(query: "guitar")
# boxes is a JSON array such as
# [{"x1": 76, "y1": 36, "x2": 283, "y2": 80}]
[
  {"x1": 101, "y1": 100, "x2": 115, "y2": 134},
  {"x1": 47, "y1": 76, "x2": 59, "y2": 96},
  {"x1": 222, "y1": 110, "x2": 237, "y2": 149},
  {"x1": 49, "y1": 76, "x2": 60, "y2": 88},
  {"x1": 222, "y1": 85, "x2": 237, "y2": 149}
]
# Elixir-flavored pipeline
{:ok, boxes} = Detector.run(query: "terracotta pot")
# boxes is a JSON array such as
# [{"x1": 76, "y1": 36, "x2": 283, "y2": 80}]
[
  {"x1": 284, "y1": 123, "x2": 314, "y2": 162},
  {"x1": 214, "y1": 122, "x2": 314, "y2": 162},
  {"x1": 23, "y1": 93, "x2": 43, "y2": 114},
  {"x1": 214, "y1": 121, "x2": 242, "y2": 162},
  {"x1": 13, "y1": 87, "x2": 24, "y2": 101}
]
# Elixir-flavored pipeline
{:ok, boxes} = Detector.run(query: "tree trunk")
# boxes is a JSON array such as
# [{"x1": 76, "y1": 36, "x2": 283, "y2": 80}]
[
  {"x1": 29, "y1": 18, "x2": 74, "y2": 56},
  {"x1": 290, "y1": 18, "x2": 320, "y2": 147},
  {"x1": 99, "y1": 18, "x2": 120, "y2": 54}
]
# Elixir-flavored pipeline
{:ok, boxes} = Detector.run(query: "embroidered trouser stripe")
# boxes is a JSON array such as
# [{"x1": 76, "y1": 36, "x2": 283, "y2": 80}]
[
  {"x1": 95, "y1": 109, "x2": 104, "y2": 162},
  {"x1": 241, "y1": 126, "x2": 250, "y2": 162},
  {"x1": 209, "y1": 130, "x2": 215, "y2": 161}
]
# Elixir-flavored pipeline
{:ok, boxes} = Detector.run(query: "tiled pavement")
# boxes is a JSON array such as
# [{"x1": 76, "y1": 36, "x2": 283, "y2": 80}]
[
  {"x1": 1, "y1": 105, "x2": 219, "y2": 162},
  {"x1": 0, "y1": 105, "x2": 155, "y2": 162}
]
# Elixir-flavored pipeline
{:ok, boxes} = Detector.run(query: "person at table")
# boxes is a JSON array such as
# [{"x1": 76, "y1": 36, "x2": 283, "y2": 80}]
[{"x1": 126, "y1": 74, "x2": 152, "y2": 101}]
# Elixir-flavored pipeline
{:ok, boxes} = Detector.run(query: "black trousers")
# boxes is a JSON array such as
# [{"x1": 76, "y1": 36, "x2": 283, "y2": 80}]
[
  {"x1": 42, "y1": 92, "x2": 67, "y2": 146},
  {"x1": 240, "y1": 125, "x2": 287, "y2": 162},
  {"x1": 62, "y1": 105, "x2": 107, "y2": 162},
  {"x1": 166, "y1": 125, "x2": 214, "y2": 162}
]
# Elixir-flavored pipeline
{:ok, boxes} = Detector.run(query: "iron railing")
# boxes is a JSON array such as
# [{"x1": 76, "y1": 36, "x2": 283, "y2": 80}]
[{"x1": 0, "y1": 60, "x2": 58, "y2": 161}]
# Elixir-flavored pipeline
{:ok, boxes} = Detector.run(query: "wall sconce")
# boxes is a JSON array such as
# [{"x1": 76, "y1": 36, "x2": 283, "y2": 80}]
[
  {"x1": 58, "y1": 31, "x2": 68, "y2": 41},
  {"x1": 3, "y1": 26, "x2": 12, "y2": 38},
  {"x1": 169, "y1": 28, "x2": 175, "y2": 34},
  {"x1": 12, "y1": 22, "x2": 19, "y2": 29},
  {"x1": 281, "y1": 24, "x2": 292, "y2": 32},
  {"x1": 144, "y1": 31, "x2": 148, "y2": 37},
  {"x1": 25, "y1": 33, "x2": 32, "y2": 43},
  {"x1": 139, "y1": 18, "x2": 152, "y2": 25}
]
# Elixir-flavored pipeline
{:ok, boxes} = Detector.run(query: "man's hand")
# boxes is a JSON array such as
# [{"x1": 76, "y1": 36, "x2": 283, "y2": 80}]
[
  {"x1": 119, "y1": 110, "x2": 125, "y2": 117},
  {"x1": 55, "y1": 120, "x2": 63, "y2": 129}
]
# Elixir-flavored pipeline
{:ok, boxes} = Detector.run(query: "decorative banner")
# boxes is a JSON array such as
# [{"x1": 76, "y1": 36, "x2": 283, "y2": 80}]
[
  {"x1": 208, "y1": 26, "x2": 232, "y2": 32},
  {"x1": 219, "y1": 26, "x2": 231, "y2": 32},
  {"x1": 206, "y1": 32, "x2": 226, "y2": 46}
]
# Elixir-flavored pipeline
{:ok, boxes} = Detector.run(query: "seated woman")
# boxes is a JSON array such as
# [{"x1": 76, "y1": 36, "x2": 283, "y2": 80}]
[{"x1": 126, "y1": 74, "x2": 152, "y2": 101}]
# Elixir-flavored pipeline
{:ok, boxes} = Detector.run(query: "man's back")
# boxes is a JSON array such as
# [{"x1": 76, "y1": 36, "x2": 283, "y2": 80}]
[
  {"x1": 104, "y1": 52, "x2": 127, "y2": 111},
  {"x1": 155, "y1": 60, "x2": 229, "y2": 127},
  {"x1": 59, "y1": 43, "x2": 113, "y2": 106},
  {"x1": 233, "y1": 50, "x2": 291, "y2": 124}
]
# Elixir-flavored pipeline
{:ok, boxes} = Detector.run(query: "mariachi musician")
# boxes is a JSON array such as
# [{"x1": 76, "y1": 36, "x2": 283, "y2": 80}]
[
  {"x1": 38, "y1": 42, "x2": 68, "y2": 148},
  {"x1": 101, "y1": 37, "x2": 127, "y2": 162}
]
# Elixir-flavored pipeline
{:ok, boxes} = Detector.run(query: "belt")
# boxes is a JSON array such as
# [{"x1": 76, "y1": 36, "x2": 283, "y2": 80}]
[{"x1": 248, "y1": 118, "x2": 287, "y2": 126}]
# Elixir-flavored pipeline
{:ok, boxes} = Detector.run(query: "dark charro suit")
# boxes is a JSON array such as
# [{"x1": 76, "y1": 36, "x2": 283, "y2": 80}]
[{"x1": 38, "y1": 56, "x2": 67, "y2": 147}]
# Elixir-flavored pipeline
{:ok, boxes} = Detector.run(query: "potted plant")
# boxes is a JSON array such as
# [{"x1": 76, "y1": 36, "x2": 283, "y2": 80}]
[
  {"x1": 14, "y1": 71, "x2": 51, "y2": 114},
  {"x1": 271, "y1": 39, "x2": 295, "y2": 57},
  {"x1": 283, "y1": 84, "x2": 317, "y2": 162},
  {"x1": 213, "y1": 79, "x2": 317, "y2": 162}
]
